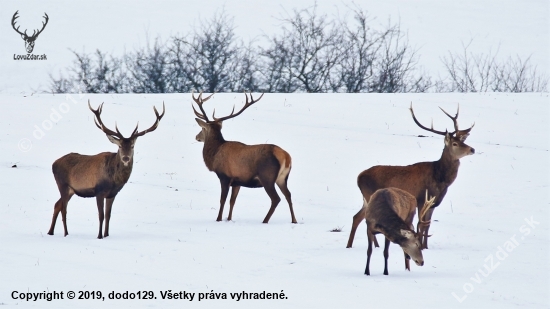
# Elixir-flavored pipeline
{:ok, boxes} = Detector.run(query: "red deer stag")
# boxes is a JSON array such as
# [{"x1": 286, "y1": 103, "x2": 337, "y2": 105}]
[
  {"x1": 47, "y1": 101, "x2": 165, "y2": 238},
  {"x1": 192, "y1": 92, "x2": 297, "y2": 224},
  {"x1": 347, "y1": 104, "x2": 475, "y2": 249},
  {"x1": 364, "y1": 188, "x2": 434, "y2": 275}
]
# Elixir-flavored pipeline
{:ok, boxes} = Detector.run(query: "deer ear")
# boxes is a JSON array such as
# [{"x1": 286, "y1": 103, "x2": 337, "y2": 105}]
[
  {"x1": 444, "y1": 132, "x2": 452, "y2": 145},
  {"x1": 107, "y1": 135, "x2": 121, "y2": 146},
  {"x1": 458, "y1": 132, "x2": 470, "y2": 141},
  {"x1": 400, "y1": 229, "x2": 414, "y2": 239},
  {"x1": 195, "y1": 118, "x2": 208, "y2": 128}
]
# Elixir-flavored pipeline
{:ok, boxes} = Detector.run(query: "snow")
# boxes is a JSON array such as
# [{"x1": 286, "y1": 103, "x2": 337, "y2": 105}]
[{"x1": 1, "y1": 92, "x2": 548, "y2": 308}]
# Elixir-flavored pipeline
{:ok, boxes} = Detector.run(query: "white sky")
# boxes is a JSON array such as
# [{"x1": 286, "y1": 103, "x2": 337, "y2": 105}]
[{"x1": 1, "y1": 0, "x2": 548, "y2": 93}]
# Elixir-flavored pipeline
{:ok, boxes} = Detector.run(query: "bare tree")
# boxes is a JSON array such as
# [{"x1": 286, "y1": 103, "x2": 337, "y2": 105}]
[
  {"x1": 126, "y1": 38, "x2": 172, "y2": 93},
  {"x1": 492, "y1": 55, "x2": 548, "y2": 92},
  {"x1": 333, "y1": 8, "x2": 386, "y2": 92},
  {"x1": 49, "y1": 50, "x2": 127, "y2": 93},
  {"x1": 439, "y1": 40, "x2": 548, "y2": 92},
  {"x1": 371, "y1": 21, "x2": 431, "y2": 93},
  {"x1": 261, "y1": 4, "x2": 344, "y2": 93},
  {"x1": 169, "y1": 11, "x2": 258, "y2": 93}
]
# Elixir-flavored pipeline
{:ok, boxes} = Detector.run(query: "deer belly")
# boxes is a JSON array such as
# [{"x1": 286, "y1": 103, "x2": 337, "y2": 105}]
[
  {"x1": 231, "y1": 177, "x2": 263, "y2": 188},
  {"x1": 72, "y1": 182, "x2": 125, "y2": 198}
]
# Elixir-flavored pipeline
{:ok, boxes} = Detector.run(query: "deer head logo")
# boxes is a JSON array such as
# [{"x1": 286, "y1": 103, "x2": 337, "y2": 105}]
[{"x1": 11, "y1": 11, "x2": 49, "y2": 54}]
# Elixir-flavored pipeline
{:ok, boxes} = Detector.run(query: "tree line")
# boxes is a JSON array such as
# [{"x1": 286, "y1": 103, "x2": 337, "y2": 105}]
[{"x1": 49, "y1": 5, "x2": 548, "y2": 94}]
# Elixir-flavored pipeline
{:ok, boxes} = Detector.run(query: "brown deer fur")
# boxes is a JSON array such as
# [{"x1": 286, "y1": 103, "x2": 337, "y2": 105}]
[
  {"x1": 193, "y1": 92, "x2": 297, "y2": 224},
  {"x1": 347, "y1": 104, "x2": 475, "y2": 249},
  {"x1": 364, "y1": 188, "x2": 424, "y2": 276},
  {"x1": 47, "y1": 101, "x2": 164, "y2": 239}
]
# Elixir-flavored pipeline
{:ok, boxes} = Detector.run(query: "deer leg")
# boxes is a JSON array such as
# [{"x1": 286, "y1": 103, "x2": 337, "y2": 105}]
[
  {"x1": 383, "y1": 237, "x2": 391, "y2": 275},
  {"x1": 227, "y1": 186, "x2": 240, "y2": 221},
  {"x1": 262, "y1": 183, "x2": 281, "y2": 224},
  {"x1": 47, "y1": 198, "x2": 63, "y2": 235},
  {"x1": 347, "y1": 207, "x2": 363, "y2": 248},
  {"x1": 347, "y1": 207, "x2": 379, "y2": 248},
  {"x1": 276, "y1": 178, "x2": 297, "y2": 224},
  {"x1": 404, "y1": 252, "x2": 411, "y2": 271},
  {"x1": 217, "y1": 177, "x2": 230, "y2": 222},
  {"x1": 104, "y1": 197, "x2": 115, "y2": 237},
  {"x1": 421, "y1": 208, "x2": 435, "y2": 249},
  {"x1": 365, "y1": 230, "x2": 374, "y2": 276},
  {"x1": 49, "y1": 185, "x2": 73, "y2": 236},
  {"x1": 96, "y1": 196, "x2": 105, "y2": 239}
]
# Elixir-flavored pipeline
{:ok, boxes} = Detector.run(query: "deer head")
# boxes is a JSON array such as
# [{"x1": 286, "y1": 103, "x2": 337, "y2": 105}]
[
  {"x1": 12, "y1": 11, "x2": 49, "y2": 53},
  {"x1": 410, "y1": 103, "x2": 475, "y2": 159},
  {"x1": 88, "y1": 101, "x2": 165, "y2": 166},
  {"x1": 399, "y1": 229, "x2": 424, "y2": 266}
]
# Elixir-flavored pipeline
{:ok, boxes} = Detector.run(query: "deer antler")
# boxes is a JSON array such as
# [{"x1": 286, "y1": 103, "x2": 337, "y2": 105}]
[
  {"x1": 212, "y1": 92, "x2": 264, "y2": 122},
  {"x1": 418, "y1": 190, "x2": 436, "y2": 229},
  {"x1": 192, "y1": 91, "x2": 215, "y2": 122},
  {"x1": 410, "y1": 103, "x2": 448, "y2": 136},
  {"x1": 410, "y1": 103, "x2": 475, "y2": 138},
  {"x1": 131, "y1": 102, "x2": 166, "y2": 138},
  {"x1": 11, "y1": 11, "x2": 25, "y2": 37},
  {"x1": 440, "y1": 104, "x2": 475, "y2": 140},
  {"x1": 11, "y1": 11, "x2": 49, "y2": 39},
  {"x1": 30, "y1": 12, "x2": 49, "y2": 39},
  {"x1": 88, "y1": 101, "x2": 124, "y2": 139}
]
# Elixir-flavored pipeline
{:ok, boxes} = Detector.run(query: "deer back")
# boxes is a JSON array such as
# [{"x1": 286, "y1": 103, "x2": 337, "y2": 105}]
[
  {"x1": 364, "y1": 188, "x2": 417, "y2": 232},
  {"x1": 210, "y1": 142, "x2": 289, "y2": 185}
]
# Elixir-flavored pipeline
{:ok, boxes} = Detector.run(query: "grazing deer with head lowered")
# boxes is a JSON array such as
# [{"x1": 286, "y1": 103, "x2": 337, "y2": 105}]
[
  {"x1": 192, "y1": 92, "x2": 297, "y2": 224},
  {"x1": 364, "y1": 187, "x2": 434, "y2": 275},
  {"x1": 347, "y1": 104, "x2": 475, "y2": 249},
  {"x1": 47, "y1": 101, "x2": 165, "y2": 239}
]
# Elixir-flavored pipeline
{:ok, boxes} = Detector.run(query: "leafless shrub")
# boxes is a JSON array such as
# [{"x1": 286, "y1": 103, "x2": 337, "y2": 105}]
[
  {"x1": 126, "y1": 37, "x2": 172, "y2": 93},
  {"x1": 169, "y1": 12, "x2": 258, "y2": 93},
  {"x1": 439, "y1": 40, "x2": 548, "y2": 92},
  {"x1": 260, "y1": 4, "x2": 344, "y2": 93},
  {"x1": 49, "y1": 50, "x2": 128, "y2": 93}
]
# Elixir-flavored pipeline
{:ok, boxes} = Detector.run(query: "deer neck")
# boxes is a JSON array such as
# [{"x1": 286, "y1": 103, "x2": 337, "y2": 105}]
[
  {"x1": 433, "y1": 147, "x2": 460, "y2": 184},
  {"x1": 202, "y1": 130, "x2": 226, "y2": 171},
  {"x1": 373, "y1": 213, "x2": 411, "y2": 245},
  {"x1": 376, "y1": 222, "x2": 410, "y2": 245},
  {"x1": 109, "y1": 153, "x2": 133, "y2": 185}
]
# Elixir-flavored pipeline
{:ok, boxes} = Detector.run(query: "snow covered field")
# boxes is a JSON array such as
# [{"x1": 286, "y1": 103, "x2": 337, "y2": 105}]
[{"x1": 0, "y1": 92, "x2": 548, "y2": 308}]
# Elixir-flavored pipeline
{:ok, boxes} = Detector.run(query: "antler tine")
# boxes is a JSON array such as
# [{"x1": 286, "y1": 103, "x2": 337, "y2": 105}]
[
  {"x1": 418, "y1": 190, "x2": 436, "y2": 228},
  {"x1": 88, "y1": 100, "x2": 124, "y2": 138},
  {"x1": 191, "y1": 90, "x2": 214, "y2": 122},
  {"x1": 132, "y1": 102, "x2": 166, "y2": 138},
  {"x1": 212, "y1": 92, "x2": 265, "y2": 122},
  {"x1": 32, "y1": 12, "x2": 49, "y2": 38},
  {"x1": 409, "y1": 103, "x2": 448, "y2": 136},
  {"x1": 439, "y1": 105, "x2": 459, "y2": 134},
  {"x1": 11, "y1": 11, "x2": 25, "y2": 36}
]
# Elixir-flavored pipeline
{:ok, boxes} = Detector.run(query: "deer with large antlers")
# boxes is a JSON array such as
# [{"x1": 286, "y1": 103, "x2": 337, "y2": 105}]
[
  {"x1": 347, "y1": 104, "x2": 475, "y2": 249},
  {"x1": 11, "y1": 11, "x2": 49, "y2": 53},
  {"x1": 364, "y1": 188, "x2": 435, "y2": 275},
  {"x1": 192, "y1": 92, "x2": 297, "y2": 224},
  {"x1": 47, "y1": 101, "x2": 165, "y2": 239}
]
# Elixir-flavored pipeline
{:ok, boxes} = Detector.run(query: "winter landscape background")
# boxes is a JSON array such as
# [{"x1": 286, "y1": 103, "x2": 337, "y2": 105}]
[{"x1": 0, "y1": 0, "x2": 548, "y2": 308}]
